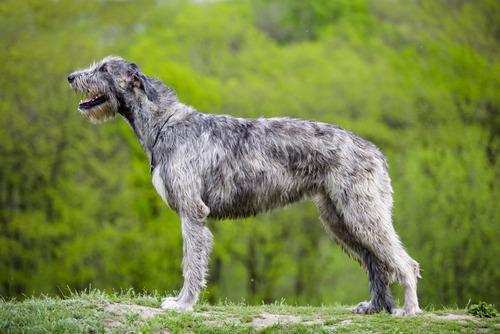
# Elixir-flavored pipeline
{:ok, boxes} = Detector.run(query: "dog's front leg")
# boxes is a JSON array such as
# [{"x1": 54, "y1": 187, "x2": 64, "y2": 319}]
[{"x1": 161, "y1": 213, "x2": 213, "y2": 312}]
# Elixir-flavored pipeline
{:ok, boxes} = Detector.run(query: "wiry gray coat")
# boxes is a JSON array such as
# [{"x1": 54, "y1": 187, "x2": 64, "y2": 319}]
[{"x1": 68, "y1": 56, "x2": 421, "y2": 316}]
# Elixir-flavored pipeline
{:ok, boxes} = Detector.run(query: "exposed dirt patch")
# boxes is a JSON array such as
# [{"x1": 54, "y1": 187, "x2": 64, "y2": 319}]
[
  {"x1": 425, "y1": 313, "x2": 477, "y2": 322},
  {"x1": 98, "y1": 303, "x2": 485, "y2": 332},
  {"x1": 199, "y1": 311, "x2": 364, "y2": 329},
  {"x1": 424, "y1": 312, "x2": 485, "y2": 327},
  {"x1": 102, "y1": 303, "x2": 165, "y2": 331},
  {"x1": 248, "y1": 312, "x2": 483, "y2": 329},
  {"x1": 198, "y1": 311, "x2": 326, "y2": 328},
  {"x1": 250, "y1": 312, "x2": 304, "y2": 328},
  {"x1": 104, "y1": 302, "x2": 163, "y2": 318}
]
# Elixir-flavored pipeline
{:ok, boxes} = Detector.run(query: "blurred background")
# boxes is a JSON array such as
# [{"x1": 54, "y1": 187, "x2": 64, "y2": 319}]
[{"x1": 0, "y1": 0, "x2": 498, "y2": 308}]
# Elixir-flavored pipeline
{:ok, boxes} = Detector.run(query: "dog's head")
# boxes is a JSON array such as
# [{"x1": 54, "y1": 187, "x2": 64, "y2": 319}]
[{"x1": 68, "y1": 56, "x2": 147, "y2": 124}]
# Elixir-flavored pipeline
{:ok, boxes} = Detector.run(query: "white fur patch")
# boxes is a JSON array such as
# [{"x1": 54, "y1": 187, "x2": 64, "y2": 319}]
[{"x1": 152, "y1": 167, "x2": 169, "y2": 207}]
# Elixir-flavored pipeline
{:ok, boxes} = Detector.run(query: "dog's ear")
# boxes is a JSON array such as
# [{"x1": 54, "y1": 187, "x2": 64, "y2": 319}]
[
  {"x1": 126, "y1": 62, "x2": 142, "y2": 87},
  {"x1": 131, "y1": 72, "x2": 158, "y2": 102},
  {"x1": 130, "y1": 72, "x2": 143, "y2": 89}
]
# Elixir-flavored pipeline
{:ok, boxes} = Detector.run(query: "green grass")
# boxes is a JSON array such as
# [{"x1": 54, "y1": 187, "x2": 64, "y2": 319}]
[{"x1": 0, "y1": 290, "x2": 498, "y2": 333}]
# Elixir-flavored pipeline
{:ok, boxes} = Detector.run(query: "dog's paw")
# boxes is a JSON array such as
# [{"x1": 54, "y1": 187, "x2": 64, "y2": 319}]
[
  {"x1": 392, "y1": 308, "x2": 405, "y2": 316},
  {"x1": 160, "y1": 297, "x2": 193, "y2": 312},
  {"x1": 392, "y1": 307, "x2": 422, "y2": 317},
  {"x1": 354, "y1": 301, "x2": 373, "y2": 314}
]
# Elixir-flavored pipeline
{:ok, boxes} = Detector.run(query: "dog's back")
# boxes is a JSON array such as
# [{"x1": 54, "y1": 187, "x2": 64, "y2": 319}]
[{"x1": 154, "y1": 111, "x2": 388, "y2": 220}]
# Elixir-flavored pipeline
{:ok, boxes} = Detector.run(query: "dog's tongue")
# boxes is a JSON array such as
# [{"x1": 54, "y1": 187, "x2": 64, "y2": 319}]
[{"x1": 80, "y1": 95, "x2": 99, "y2": 104}]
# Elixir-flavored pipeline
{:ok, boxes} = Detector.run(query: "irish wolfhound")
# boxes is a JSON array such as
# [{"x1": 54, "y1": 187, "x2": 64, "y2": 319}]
[{"x1": 68, "y1": 56, "x2": 421, "y2": 315}]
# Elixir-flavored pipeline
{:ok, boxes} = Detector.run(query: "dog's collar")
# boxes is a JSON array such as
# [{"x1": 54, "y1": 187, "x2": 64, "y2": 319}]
[{"x1": 149, "y1": 112, "x2": 175, "y2": 174}]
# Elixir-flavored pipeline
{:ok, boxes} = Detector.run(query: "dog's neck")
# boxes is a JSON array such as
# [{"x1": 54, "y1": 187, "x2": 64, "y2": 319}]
[
  {"x1": 117, "y1": 75, "x2": 203, "y2": 173},
  {"x1": 116, "y1": 75, "x2": 178, "y2": 160},
  {"x1": 119, "y1": 94, "x2": 195, "y2": 172}
]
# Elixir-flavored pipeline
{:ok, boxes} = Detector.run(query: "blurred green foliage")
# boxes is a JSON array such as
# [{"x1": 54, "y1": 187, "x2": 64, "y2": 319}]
[{"x1": 0, "y1": 0, "x2": 498, "y2": 307}]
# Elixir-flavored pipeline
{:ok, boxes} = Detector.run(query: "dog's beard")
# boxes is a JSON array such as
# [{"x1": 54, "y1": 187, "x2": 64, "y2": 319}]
[{"x1": 79, "y1": 102, "x2": 116, "y2": 124}]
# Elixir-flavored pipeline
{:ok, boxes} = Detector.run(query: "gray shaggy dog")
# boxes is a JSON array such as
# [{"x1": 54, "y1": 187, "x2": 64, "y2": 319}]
[{"x1": 68, "y1": 56, "x2": 421, "y2": 316}]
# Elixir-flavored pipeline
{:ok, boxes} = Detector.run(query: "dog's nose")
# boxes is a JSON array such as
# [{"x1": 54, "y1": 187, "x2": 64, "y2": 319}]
[{"x1": 67, "y1": 74, "x2": 75, "y2": 83}]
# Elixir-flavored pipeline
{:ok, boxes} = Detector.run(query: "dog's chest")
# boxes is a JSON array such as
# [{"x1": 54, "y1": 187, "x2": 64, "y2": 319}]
[{"x1": 152, "y1": 167, "x2": 173, "y2": 209}]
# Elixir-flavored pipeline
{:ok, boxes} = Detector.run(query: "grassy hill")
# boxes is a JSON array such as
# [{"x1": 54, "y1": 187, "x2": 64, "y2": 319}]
[{"x1": 1, "y1": 290, "x2": 497, "y2": 333}]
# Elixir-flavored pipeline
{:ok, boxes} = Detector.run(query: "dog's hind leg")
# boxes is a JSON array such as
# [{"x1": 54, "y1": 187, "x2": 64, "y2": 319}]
[
  {"x1": 315, "y1": 195, "x2": 395, "y2": 314},
  {"x1": 325, "y1": 178, "x2": 421, "y2": 316},
  {"x1": 161, "y1": 199, "x2": 213, "y2": 312}
]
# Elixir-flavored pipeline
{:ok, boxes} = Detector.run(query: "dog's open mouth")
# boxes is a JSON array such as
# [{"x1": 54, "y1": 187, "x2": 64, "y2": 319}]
[
  {"x1": 79, "y1": 94, "x2": 109, "y2": 109},
  {"x1": 76, "y1": 92, "x2": 115, "y2": 124}
]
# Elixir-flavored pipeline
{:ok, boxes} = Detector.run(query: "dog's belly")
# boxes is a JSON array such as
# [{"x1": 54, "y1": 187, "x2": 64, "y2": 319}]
[{"x1": 204, "y1": 182, "x2": 313, "y2": 219}]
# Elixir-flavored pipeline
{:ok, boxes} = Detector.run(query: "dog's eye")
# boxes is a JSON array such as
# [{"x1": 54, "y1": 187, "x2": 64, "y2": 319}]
[{"x1": 99, "y1": 65, "x2": 107, "y2": 73}]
